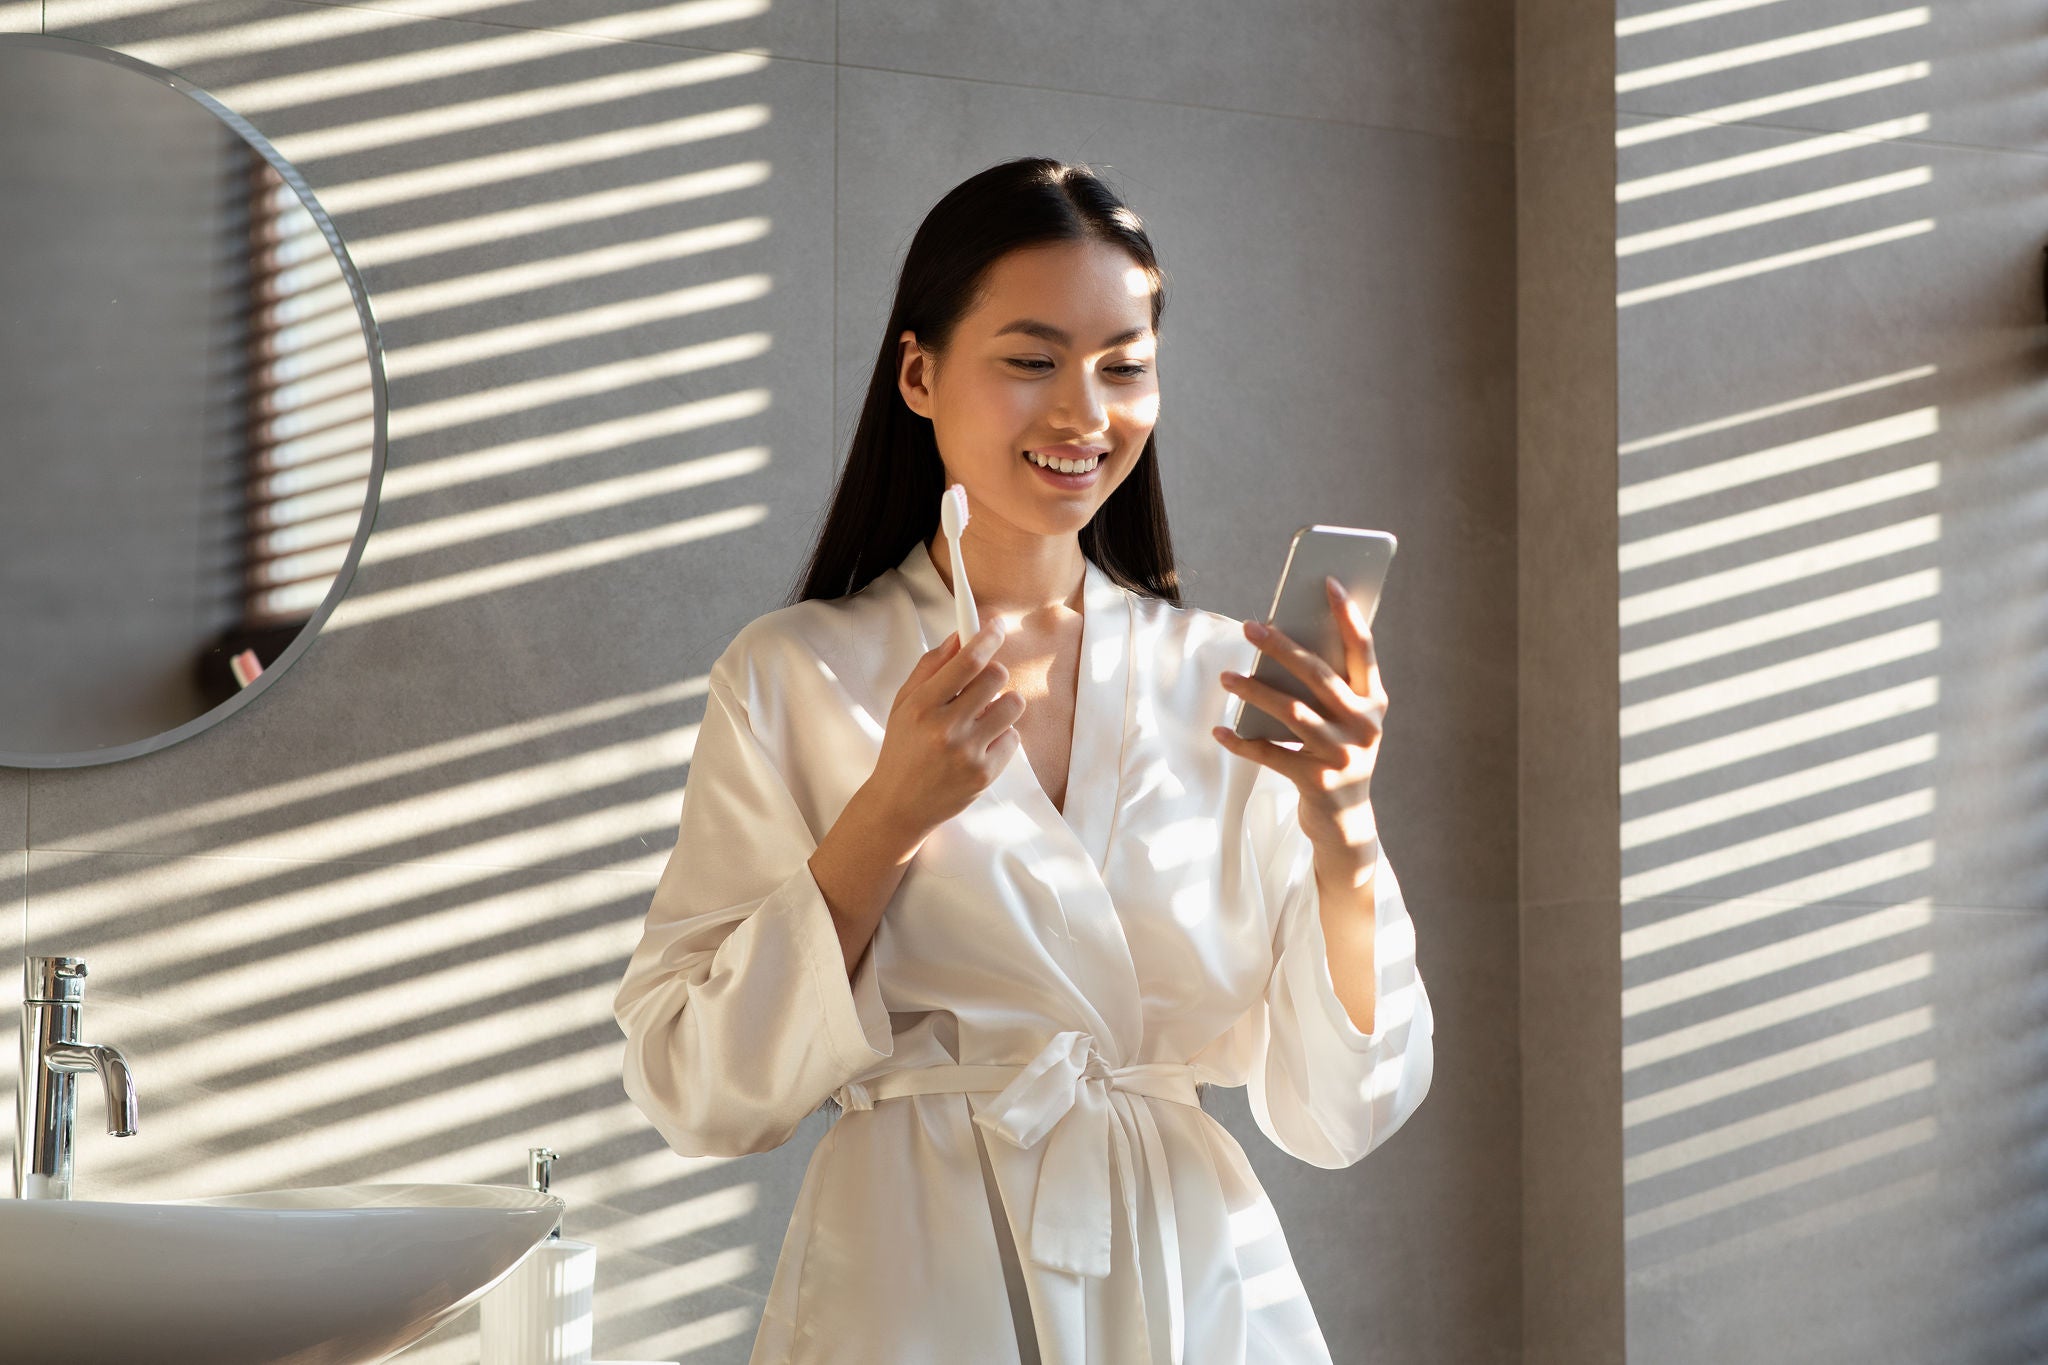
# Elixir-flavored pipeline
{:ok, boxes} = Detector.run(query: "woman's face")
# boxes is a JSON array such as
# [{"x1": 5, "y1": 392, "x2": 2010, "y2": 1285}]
[{"x1": 898, "y1": 239, "x2": 1161, "y2": 541}]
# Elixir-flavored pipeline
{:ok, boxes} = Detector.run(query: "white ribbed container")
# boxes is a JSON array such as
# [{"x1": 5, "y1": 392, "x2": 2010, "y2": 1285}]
[{"x1": 478, "y1": 1237, "x2": 597, "y2": 1365}]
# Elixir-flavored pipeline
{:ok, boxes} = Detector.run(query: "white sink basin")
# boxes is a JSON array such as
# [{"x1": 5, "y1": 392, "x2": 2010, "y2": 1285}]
[{"x1": 0, "y1": 1182, "x2": 566, "y2": 1365}]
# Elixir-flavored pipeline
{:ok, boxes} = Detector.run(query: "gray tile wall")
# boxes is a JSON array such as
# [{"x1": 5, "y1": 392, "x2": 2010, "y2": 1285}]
[
  {"x1": 1, "y1": 770, "x2": 20, "y2": 1188},
  {"x1": 6, "y1": 3, "x2": 1520, "y2": 1362},
  {"x1": 2, "y1": 1, "x2": 30, "y2": 1198},
  {"x1": 0, "y1": 0, "x2": 29, "y2": 1219},
  {"x1": 1616, "y1": 7, "x2": 2048, "y2": 1360},
  {"x1": 1517, "y1": 1, "x2": 1624, "y2": 1356}
]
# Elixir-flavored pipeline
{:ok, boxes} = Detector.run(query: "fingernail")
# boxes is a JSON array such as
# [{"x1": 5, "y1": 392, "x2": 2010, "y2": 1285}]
[
  {"x1": 1326, "y1": 575, "x2": 1343, "y2": 596},
  {"x1": 1244, "y1": 620, "x2": 1267, "y2": 641}
]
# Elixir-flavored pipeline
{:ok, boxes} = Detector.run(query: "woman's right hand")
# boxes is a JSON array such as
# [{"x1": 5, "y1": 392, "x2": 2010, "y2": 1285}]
[{"x1": 863, "y1": 619, "x2": 1024, "y2": 842}]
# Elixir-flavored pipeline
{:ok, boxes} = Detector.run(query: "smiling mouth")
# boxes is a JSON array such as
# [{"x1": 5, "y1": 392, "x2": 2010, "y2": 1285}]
[{"x1": 1023, "y1": 449, "x2": 1105, "y2": 473}]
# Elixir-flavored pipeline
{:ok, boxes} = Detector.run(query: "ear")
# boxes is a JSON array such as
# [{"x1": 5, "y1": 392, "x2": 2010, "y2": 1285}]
[{"x1": 897, "y1": 330, "x2": 934, "y2": 419}]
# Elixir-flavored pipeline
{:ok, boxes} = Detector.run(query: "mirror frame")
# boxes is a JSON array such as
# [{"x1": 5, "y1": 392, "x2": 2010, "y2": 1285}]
[{"x1": 0, "y1": 34, "x2": 389, "y2": 770}]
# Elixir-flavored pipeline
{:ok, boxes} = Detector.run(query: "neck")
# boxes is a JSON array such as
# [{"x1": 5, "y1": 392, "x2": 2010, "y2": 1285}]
[{"x1": 926, "y1": 529, "x2": 1085, "y2": 628}]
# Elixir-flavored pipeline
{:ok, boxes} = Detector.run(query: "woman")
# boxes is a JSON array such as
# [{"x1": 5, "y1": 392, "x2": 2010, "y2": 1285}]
[{"x1": 613, "y1": 157, "x2": 1434, "y2": 1365}]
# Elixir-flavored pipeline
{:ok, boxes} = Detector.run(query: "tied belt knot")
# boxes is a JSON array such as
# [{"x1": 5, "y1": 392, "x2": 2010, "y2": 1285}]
[{"x1": 831, "y1": 1029, "x2": 1200, "y2": 1365}]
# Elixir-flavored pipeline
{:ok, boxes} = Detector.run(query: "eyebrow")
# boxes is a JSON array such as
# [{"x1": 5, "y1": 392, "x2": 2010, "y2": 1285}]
[{"x1": 993, "y1": 319, "x2": 1152, "y2": 349}]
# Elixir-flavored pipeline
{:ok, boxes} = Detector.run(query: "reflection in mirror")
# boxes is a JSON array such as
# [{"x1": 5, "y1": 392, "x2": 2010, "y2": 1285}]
[{"x1": 0, "y1": 35, "x2": 386, "y2": 768}]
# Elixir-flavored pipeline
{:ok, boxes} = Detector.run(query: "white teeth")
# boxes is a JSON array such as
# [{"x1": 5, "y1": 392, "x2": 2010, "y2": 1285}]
[{"x1": 1026, "y1": 450, "x2": 1101, "y2": 474}]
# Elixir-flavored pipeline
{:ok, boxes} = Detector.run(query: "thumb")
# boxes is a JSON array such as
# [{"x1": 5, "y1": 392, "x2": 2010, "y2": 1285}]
[{"x1": 914, "y1": 632, "x2": 963, "y2": 677}]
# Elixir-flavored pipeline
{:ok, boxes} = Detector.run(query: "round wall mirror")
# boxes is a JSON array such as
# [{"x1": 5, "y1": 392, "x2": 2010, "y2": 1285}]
[{"x1": 0, "y1": 34, "x2": 387, "y2": 769}]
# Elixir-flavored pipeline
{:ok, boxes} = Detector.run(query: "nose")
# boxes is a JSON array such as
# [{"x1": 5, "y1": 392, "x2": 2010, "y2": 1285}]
[{"x1": 1050, "y1": 367, "x2": 1113, "y2": 436}]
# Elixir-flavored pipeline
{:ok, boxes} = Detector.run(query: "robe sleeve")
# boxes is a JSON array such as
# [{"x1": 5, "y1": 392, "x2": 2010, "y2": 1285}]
[
  {"x1": 612, "y1": 649, "x2": 895, "y2": 1159},
  {"x1": 1238, "y1": 763, "x2": 1435, "y2": 1169}
]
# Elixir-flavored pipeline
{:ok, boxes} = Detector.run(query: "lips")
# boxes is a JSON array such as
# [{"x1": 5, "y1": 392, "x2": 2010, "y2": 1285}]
[{"x1": 1022, "y1": 445, "x2": 1109, "y2": 474}]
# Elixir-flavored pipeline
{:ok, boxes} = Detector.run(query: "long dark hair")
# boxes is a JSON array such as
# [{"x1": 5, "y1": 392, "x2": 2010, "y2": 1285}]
[{"x1": 787, "y1": 157, "x2": 1180, "y2": 608}]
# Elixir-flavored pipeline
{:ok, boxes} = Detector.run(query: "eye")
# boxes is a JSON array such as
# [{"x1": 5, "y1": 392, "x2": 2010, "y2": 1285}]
[{"x1": 1006, "y1": 359, "x2": 1150, "y2": 377}]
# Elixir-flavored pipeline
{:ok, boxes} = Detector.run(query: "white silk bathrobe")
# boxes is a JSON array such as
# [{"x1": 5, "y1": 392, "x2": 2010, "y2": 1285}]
[{"x1": 614, "y1": 538, "x2": 1435, "y2": 1365}]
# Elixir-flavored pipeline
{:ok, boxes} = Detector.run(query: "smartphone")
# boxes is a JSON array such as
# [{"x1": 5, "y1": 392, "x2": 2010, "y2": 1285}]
[{"x1": 1227, "y1": 525, "x2": 1397, "y2": 745}]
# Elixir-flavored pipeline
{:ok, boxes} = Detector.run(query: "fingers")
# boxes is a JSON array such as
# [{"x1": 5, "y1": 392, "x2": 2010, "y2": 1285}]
[
  {"x1": 953, "y1": 655, "x2": 1012, "y2": 720},
  {"x1": 1326, "y1": 577, "x2": 1382, "y2": 700},
  {"x1": 1236, "y1": 584, "x2": 1386, "y2": 717},
  {"x1": 914, "y1": 628, "x2": 963, "y2": 673},
  {"x1": 1210, "y1": 719, "x2": 1314, "y2": 786},
  {"x1": 968, "y1": 687, "x2": 1027, "y2": 751},
  {"x1": 1242, "y1": 616, "x2": 1353, "y2": 720},
  {"x1": 929, "y1": 621, "x2": 1014, "y2": 738},
  {"x1": 1219, "y1": 669, "x2": 1345, "y2": 764},
  {"x1": 933, "y1": 618, "x2": 1007, "y2": 694}
]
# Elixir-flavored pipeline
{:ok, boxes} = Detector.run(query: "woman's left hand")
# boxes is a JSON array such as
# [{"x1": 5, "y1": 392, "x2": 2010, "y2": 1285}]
[{"x1": 1211, "y1": 576, "x2": 1387, "y2": 879}]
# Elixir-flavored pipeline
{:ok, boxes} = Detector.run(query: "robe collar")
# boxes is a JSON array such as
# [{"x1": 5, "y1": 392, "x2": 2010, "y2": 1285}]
[{"x1": 889, "y1": 535, "x2": 1133, "y2": 874}]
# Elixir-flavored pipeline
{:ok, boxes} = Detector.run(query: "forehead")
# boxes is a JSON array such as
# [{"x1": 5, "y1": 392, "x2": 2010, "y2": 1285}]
[{"x1": 966, "y1": 241, "x2": 1154, "y2": 342}]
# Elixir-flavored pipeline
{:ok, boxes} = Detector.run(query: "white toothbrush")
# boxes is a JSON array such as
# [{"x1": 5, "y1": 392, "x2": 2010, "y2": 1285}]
[{"x1": 938, "y1": 483, "x2": 979, "y2": 644}]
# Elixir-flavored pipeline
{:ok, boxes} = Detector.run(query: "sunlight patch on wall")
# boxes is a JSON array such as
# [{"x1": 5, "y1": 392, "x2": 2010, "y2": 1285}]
[
  {"x1": 1621, "y1": 519, "x2": 1938, "y2": 626},
  {"x1": 1632, "y1": 1169, "x2": 1940, "y2": 1282},
  {"x1": 1616, "y1": 301, "x2": 1942, "y2": 1267},
  {"x1": 1626, "y1": 1007, "x2": 1932, "y2": 1126},
  {"x1": 369, "y1": 449, "x2": 770, "y2": 562},
  {"x1": 1625, "y1": 954, "x2": 1932, "y2": 1070},
  {"x1": 1621, "y1": 464, "x2": 1938, "y2": 572},
  {"x1": 106, "y1": 974, "x2": 635, "y2": 1165},
  {"x1": 382, "y1": 394, "x2": 772, "y2": 502},
  {"x1": 576, "y1": 1146, "x2": 738, "y2": 1206},
  {"x1": 391, "y1": 342, "x2": 772, "y2": 438},
  {"x1": 380, "y1": 1100, "x2": 651, "y2": 1186},
  {"x1": 597, "y1": 1248, "x2": 757, "y2": 1314},
  {"x1": 356, "y1": 185, "x2": 769, "y2": 273},
  {"x1": 1622, "y1": 678, "x2": 1936, "y2": 792},
  {"x1": 1625, "y1": 896, "x2": 1932, "y2": 989},
  {"x1": 387, "y1": 278, "x2": 773, "y2": 378},
  {"x1": 1619, "y1": 63, "x2": 1930, "y2": 148},
  {"x1": 61, "y1": 674, "x2": 709, "y2": 846},
  {"x1": 1623, "y1": 734, "x2": 1936, "y2": 848},
  {"x1": 1622, "y1": 791, "x2": 1931, "y2": 901},
  {"x1": 1619, "y1": 366, "x2": 1935, "y2": 456},
  {"x1": 1627, "y1": 1061, "x2": 1934, "y2": 1184},
  {"x1": 321, "y1": 106, "x2": 771, "y2": 215},
  {"x1": 1623, "y1": 569, "x2": 1938, "y2": 680},
  {"x1": 336, "y1": 502, "x2": 767, "y2": 625},
  {"x1": 592, "y1": 1184, "x2": 763, "y2": 1255},
  {"x1": 96, "y1": 1037, "x2": 633, "y2": 1195},
  {"x1": 1618, "y1": 169, "x2": 1930, "y2": 255},
  {"x1": 1620, "y1": 410, "x2": 1936, "y2": 516},
  {"x1": 286, "y1": 49, "x2": 770, "y2": 161},
  {"x1": 617, "y1": 1307, "x2": 759, "y2": 1362},
  {"x1": 1625, "y1": 1119, "x2": 1936, "y2": 1238},
  {"x1": 1619, "y1": 116, "x2": 1927, "y2": 202},
  {"x1": 1616, "y1": 9, "x2": 1928, "y2": 94},
  {"x1": 33, "y1": 734, "x2": 702, "y2": 936},
  {"x1": 1620, "y1": 220, "x2": 1933, "y2": 307},
  {"x1": 126, "y1": 0, "x2": 770, "y2": 106},
  {"x1": 1616, "y1": 0, "x2": 1797, "y2": 38}
]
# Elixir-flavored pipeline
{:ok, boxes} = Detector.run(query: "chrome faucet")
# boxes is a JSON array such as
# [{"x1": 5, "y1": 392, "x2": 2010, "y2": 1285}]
[{"x1": 15, "y1": 956, "x2": 139, "y2": 1199}]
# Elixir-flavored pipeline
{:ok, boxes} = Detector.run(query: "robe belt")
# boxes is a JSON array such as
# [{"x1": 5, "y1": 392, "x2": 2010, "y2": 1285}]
[{"x1": 830, "y1": 1029, "x2": 1197, "y2": 1365}]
